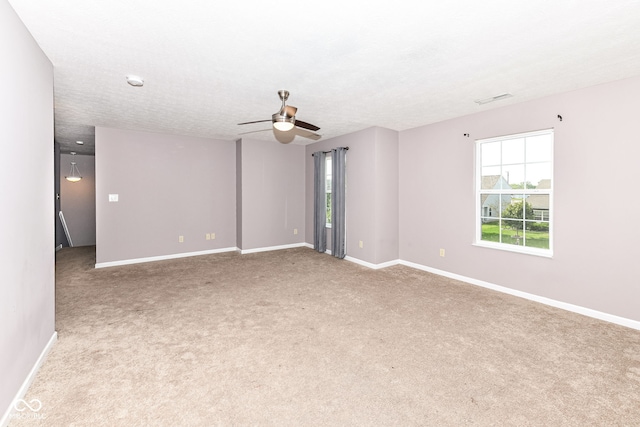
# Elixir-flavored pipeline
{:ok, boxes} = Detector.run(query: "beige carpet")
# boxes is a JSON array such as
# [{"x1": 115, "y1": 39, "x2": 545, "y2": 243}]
[{"x1": 10, "y1": 246, "x2": 640, "y2": 426}]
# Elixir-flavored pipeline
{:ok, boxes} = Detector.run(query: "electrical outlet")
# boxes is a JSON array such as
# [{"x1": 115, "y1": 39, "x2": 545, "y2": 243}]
[
  {"x1": 439, "y1": 248, "x2": 445, "y2": 257},
  {"x1": 211, "y1": 233, "x2": 215, "y2": 240},
  {"x1": 359, "y1": 240, "x2": 364, "y2": 249},
  {"x1": 294, "y1": 228, "x2": 298, "y2": 235},
  {"x1": 206, "y1": 233, "x2": 211, "y2": 240},
  {"x1": 179, "y1": 236, "x2": 184, "y2": 243}
]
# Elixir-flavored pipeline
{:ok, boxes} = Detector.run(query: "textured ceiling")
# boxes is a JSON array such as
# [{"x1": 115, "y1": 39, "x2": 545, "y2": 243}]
[{"x1": 8, "y1": 0, "x2": 640, "y2": 154}]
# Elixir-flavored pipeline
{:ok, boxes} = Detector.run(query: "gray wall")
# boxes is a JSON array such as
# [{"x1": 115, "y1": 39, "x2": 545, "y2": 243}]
[
  {"x1": 305, "y1": 127, "x2": 400, "y2": 265},
  {"x1": 95, "y1": 132, "x2": 306, "y2": 262},
  {"x1": 235, "y1": 140, "x2": 243, "y2": 249},
  {"x1": 237, "y1": 138, "x2": 305, "y2": 251},
  {"x1": 0, "y1": 0, "x2": 55, "y2": 417},
  {"x1": 372, "y1": 127, "x2": 400, "y2": 264},
  {"x1": 303, "y1": 78, "x2": 640, "y2": 323},
  {"x1": 95, "y1": 127, "x2": 237, "y2": 264},
  {"x1": 60, "y1": 153, "x2": 96, "y2": 246},
  {"x1": 399, "y1": 75, "x2": 640, "y2": 322}
]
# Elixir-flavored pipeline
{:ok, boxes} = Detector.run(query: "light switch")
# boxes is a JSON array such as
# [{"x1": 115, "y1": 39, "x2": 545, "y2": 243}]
[{"x1": 108, "y1": 194, "x2": 119, "y2": 202}]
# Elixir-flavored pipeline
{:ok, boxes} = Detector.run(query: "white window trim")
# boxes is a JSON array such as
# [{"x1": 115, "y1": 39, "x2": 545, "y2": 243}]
[{"x1": 474, "y1": 129, "x2": 554, "y2": 257}]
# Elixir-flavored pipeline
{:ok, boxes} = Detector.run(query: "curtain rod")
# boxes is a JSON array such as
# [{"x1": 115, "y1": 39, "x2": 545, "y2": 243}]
[{"x1": 311, "y1": 147, "x2": 349, "y2": 156}]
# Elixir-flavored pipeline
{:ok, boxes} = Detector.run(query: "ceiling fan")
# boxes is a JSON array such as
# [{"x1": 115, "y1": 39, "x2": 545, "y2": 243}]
[{"x1": 238, "y1": 90, "x2": 320, "y2": 132}]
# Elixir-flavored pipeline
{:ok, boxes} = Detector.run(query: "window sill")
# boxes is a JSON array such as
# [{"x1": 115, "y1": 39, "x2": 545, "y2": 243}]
[{"x1": 473, "y1": 241, "x2": 553, "y2": 258}]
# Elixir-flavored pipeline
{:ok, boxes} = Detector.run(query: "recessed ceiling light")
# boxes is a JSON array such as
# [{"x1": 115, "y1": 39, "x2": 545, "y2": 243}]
[
  {"x1": 76, "y1": 140, "x2": 84, "y2": 145},
  {"x1": 474, "y1": 93, "x2": 513, "y2": 105},
  {"x1": 126, "y1": 75, "x2": 144, "y2": 87}
]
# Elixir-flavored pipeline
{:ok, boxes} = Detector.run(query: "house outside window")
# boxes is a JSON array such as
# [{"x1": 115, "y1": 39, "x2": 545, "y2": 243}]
[{"x1": 475, "y1": 129, "x2": 553, "y2": 256}]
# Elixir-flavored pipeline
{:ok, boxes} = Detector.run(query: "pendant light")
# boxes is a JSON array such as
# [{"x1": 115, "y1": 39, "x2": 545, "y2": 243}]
[{"x1": 65, "y1": 152, "x2": 82, "y2": 182}]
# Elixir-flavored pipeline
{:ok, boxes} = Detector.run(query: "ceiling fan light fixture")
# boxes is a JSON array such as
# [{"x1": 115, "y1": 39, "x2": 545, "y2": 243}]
[{"x1": 272, "y1": 115, "x2": 295, "y2": 131}]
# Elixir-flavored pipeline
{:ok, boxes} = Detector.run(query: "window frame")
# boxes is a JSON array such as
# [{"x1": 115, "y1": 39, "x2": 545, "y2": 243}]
[{"x1": 474, "y1": 128, "x2": 554, "y2": 257}]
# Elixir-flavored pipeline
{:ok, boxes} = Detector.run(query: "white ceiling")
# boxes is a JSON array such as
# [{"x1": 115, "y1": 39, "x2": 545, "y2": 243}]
[{"x1": 8, "y1": 0, "x2": 640, "y2": 154}]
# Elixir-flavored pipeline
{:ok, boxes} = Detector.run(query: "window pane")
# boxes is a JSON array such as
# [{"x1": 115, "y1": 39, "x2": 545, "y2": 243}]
[
  {"x1": 501, "y1": 221, "x2": 524, "y2": 246},
  {"x1": 524, "y1": 226, "x2": 549, "y2": 249},
  {"x1": 480, "y1": 194, "x2": 496, "y2": 220},
  {"x1": 481, "y1": 167, "x2": 502, "y2": 189},
  {"x1": 325, "y1": 156, "x2": 332, "y2": 223},
  {"x1": 326, "y1": 193, "x2": 332, "y2": 223},
  {"x1": 480, "y1": 218, "x2": 500, "y2": 243},
  {"x1": 525, "y1": 163, "x2": 551, "y2": 188},
  {"x1": 527, "y1": 194, "x2": 549, "y2": 219},
  {"x1": 502, "y1": 164, "x2": 525, "y2": 189},
  {"x1": 526, "y1": 134, "x2": 552, "y2": 162},
  {"x1": 501, "y1": 195, "x2": 527, "y2": 220},
  {"x1": 481, "y1": 141, "x2": 501, "y2": 166},
  {"x1": 480, "y1": 193, "x2": 506, "y2": 219},
  {"x1": 502, "y1": 138, "x2": 524, "y2": 164}
]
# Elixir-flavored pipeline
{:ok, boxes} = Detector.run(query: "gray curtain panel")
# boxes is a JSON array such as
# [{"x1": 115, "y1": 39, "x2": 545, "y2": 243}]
[
  {"x1": 313, "y1": 151, "x2": 327, "y2": 253},
  {"x1": 331, "y1": 147, "x2": 347, "y2": 259}
]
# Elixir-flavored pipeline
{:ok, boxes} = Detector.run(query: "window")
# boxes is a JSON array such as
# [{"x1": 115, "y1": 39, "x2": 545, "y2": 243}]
[
  {"x1": 325, "y1": 155, "x2": 332, "y2": 227},
  {"x1": 476, "y1": 129, "x2": 553, "y2": 256}
]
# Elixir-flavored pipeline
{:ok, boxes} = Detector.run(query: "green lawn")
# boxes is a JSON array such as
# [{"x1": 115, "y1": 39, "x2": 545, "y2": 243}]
[{"x1": 481, "y1": 222, "x2": 549, "y2": 249}]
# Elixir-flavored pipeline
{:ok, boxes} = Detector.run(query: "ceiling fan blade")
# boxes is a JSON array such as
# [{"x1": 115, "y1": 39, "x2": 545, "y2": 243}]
[
  {"x1": 294, "y1": 128, "x2": 322, "y2": 140},
  {"x1": 284, "y1": 105, "x2": 297, "y2": 116},
  {"x1": 238, "y1": 127, "x2": 273, "y2": 136},
  {"x1": 294, "y1": 120, "x2": 320, "y2": 132},
  {"x1": 238, "y1": 119, "x2": 271, "y2": 125}
]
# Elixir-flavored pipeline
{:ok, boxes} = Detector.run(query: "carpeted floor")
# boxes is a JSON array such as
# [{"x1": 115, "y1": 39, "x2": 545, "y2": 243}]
[{"x1": 10, "y1": 246, "x2": 640, "y2": 426}]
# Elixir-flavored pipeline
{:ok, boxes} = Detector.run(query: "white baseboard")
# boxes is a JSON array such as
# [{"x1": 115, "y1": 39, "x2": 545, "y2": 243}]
[
  {"x1": 345, "y1": 256, "x2": 400, "y2": 270},
  {"x1": 303, "y1": 243, "x2": 401, "y2": 269},
  {"x1": 398, "y1": 260, "x2": 640, "y2": 331},
  {"x1": 95, "y1": 247, "x2": 239, "y2": 268},
  {"x1": 1, "y1": 331, "x2": 57, "y2": 427},
  {"x1": 240, "y1": 243, "x2": 307, "y2": 255},
  {"x1": 95, "y1": 243, "x2": 309, "y2": 268}
]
